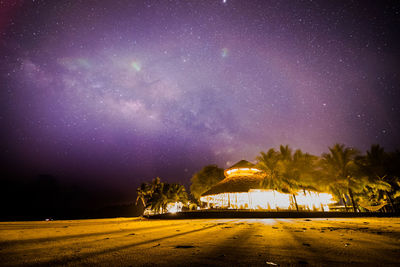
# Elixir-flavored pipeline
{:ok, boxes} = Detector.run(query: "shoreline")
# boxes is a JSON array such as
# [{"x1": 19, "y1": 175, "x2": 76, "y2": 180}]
[{"x1": 147, "y1": 210, "x2": 400, "y2": 219}]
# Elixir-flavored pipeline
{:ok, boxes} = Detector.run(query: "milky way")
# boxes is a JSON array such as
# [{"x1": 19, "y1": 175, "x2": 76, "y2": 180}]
[{"x1": 1, "y1": 1, "x2": 399, "y2": 197}]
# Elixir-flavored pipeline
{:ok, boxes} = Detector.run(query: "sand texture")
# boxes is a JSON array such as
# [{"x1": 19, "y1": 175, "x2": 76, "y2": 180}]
[{"x1": 1, "y1": 217, "x2": 400, "y2": 266}]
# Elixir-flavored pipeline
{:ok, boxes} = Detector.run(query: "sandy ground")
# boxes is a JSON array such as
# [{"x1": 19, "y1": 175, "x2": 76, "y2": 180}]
[{"x1": 0, "y1": 217, "x2": 399, "y2": 266}]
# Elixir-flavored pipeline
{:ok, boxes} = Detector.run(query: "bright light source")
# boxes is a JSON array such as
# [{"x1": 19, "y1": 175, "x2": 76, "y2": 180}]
[
  {"x1": 200, "y1": 189, "x2": 335, "y2": 211},
  {"x1": 166, "y1": 202, "x2": 183, "y2": 213},
  {"x1": 226, "y1": 167, "x2": 262, "y2": 177}
]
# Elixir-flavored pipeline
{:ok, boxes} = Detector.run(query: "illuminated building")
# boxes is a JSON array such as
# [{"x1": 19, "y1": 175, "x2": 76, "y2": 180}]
[{"x1": 200, "y1": 160, "x2": 335, "y2": 211}]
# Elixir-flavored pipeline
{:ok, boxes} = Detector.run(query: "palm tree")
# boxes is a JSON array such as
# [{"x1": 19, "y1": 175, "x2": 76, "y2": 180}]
[
  {"x1": 355, "y1": 145, "x2": 397, "y2": 212},
  {"x1": 136, "y1": 182, "x2": 152, "y2": 208},
  {"x1": 294, "y1": 150, "x2": 321, "y2": 209},
  {"x1": 275, "y1": 146, "x2": 300, "y2": 211},
  {"x1": 136, "y1": 177, "x2": 166, "y2": 214},
  {"x1": 321, "y1": 144, "x2": 361, "y2": 212},
  {"x1": 256, "y1": 148, "x2": 282, "y2": 190},
  {"x1": 137, "y1": 177, "x2": 190, "y2": 214},
  {"x1": 276, "y1": 148, "x2": 320, "y2": 211},
  {"x1": 256, "y1": 148, "x2": 287, "y2": 211},
  {"x1": 257, "y1": 146, "x2": 319, "y2": 211},
  {"x1": 136, "y1": 178, "x2": 163, "y2": 209},
  {"x1": 146, "y1": 177, "x2": 165, "y2": 214},
  {"x1": 358, "y1": 177, "x2": 391, "y2": 211},
  {"x1": 291, "y1": 150, "x2": 320, "y2": 190},
  {"x1": 279, "y1": 145, "x2": 292, "y2": 161},
  {"x1": 276, "y1": 157, "x2": 300, "y2": 211},
  {"x1": 166, "y1": 183, "x2": 189, "y2": 207},
  {"x1": 388, "y1": 150, "x2": 400, "y2": 208},
  {"x1": 190, "y1": 165, "x2": 224, "y2": 200}
]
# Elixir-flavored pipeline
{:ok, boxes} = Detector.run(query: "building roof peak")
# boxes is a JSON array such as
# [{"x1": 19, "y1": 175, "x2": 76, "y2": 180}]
[{"x1": 226, "y1": 160, "x2": 255, "y2": 170}]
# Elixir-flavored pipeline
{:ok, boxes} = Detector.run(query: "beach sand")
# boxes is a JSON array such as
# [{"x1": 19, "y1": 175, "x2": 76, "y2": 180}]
[{"x1": 1, "y1": 217, "x2": 399, "y2": 266}]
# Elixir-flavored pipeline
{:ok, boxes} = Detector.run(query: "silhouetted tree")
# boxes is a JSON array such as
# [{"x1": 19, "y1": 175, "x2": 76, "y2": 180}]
[
  {"x1": 190, "y1": 165, "x2": 224, "y2": 200},
  {"x1": 257, "y1": 146, "x2": 322, "y2": 211},
  {"x1": 321, "y1": 144, "x2": 364, "y2": 212},
  {"x1": 355, "y1": 145, "x2": 399, "y2": 212},
  {"x1": 256, "y1": 148, "x2": 283, "y2": 191},
  {"x1": 278, "y1": 149, "x2": 320, "y2": 211},
  {"x1": 137, "y1": 177, "x2": 188, "y2": 214}
]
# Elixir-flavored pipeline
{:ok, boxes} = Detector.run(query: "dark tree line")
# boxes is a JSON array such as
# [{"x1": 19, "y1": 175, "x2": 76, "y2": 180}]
[
  {"x1": 136, "y1": 177, "x2": 189, "y2": 214},
  {"x1": 189, "y1": 144, "x2": 400, "y2": 212},
  {"x1": 256, "y1": 144, "x2": 400, "y2": 212}
]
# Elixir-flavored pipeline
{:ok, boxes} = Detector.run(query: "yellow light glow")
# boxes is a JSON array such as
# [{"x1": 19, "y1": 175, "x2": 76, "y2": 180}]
[
  {"x1": 226, "y1": 167, "x2": 262, "y2": 177},
  {"x1": 200, "y1": 190, "x2": 335, "y2": 211},
  {"x1": 166, "y1": 202, "x2": 183, "y2": 213},
  {"x1": 295, "y1": 191, "x2": 335, "y2": 211}
]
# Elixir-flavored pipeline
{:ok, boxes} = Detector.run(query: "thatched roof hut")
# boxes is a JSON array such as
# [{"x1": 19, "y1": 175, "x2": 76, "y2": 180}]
[
  {"x1": 200, "y1": 159, "x2": 335, "y2": 211},
  {"x1": 202, "y1": 160, "x2": 264, "y2": 196}
]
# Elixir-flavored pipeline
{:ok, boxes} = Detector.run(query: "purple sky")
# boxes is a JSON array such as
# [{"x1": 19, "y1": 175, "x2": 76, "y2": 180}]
[{"x1": 1, "y1": 0, "x2": 399, "y2": 201}]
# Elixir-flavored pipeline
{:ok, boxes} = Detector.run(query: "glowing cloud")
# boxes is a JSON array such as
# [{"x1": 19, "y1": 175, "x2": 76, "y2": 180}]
[
  {"x1": 221, "y1": 47, "x2": 228, "y2": 58},
  {"x1": 131, "y1": 61, "x2": 141, "y2": 71}
]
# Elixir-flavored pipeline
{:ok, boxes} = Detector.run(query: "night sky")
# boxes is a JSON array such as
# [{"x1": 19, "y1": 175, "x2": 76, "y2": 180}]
[{"x1": 1, "y1": 0, "x2": 400, "y2": 203}]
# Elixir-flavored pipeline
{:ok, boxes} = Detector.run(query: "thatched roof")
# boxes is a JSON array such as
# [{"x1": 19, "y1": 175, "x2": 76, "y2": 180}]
[
  {"x1": 226, "y1": 160, "x2": 255, "y2": 170},
  {"x1": 224, "y1": 160, "x2": 259, "y2": 177},
  {"x1": 202, "y1": 175, "x2": 263, "y2": 196},
  {"x1": 201, "y1": 160, "x2": 265, "y2": 196}
]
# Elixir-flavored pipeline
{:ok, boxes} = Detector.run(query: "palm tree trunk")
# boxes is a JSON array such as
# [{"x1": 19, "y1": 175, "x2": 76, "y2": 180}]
[
  {"x1": 292, "y1": 194, "x2": 299, "y2": 212},
  {"x1": 348, "y1": 188, "x2": 357, "y2": 212},
  {"x1": 386, "y1": 192, "x2": 396, "y2": 212},
  {"x1": 342, "y1": 195, "x2": 348, "y2": 212}
]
